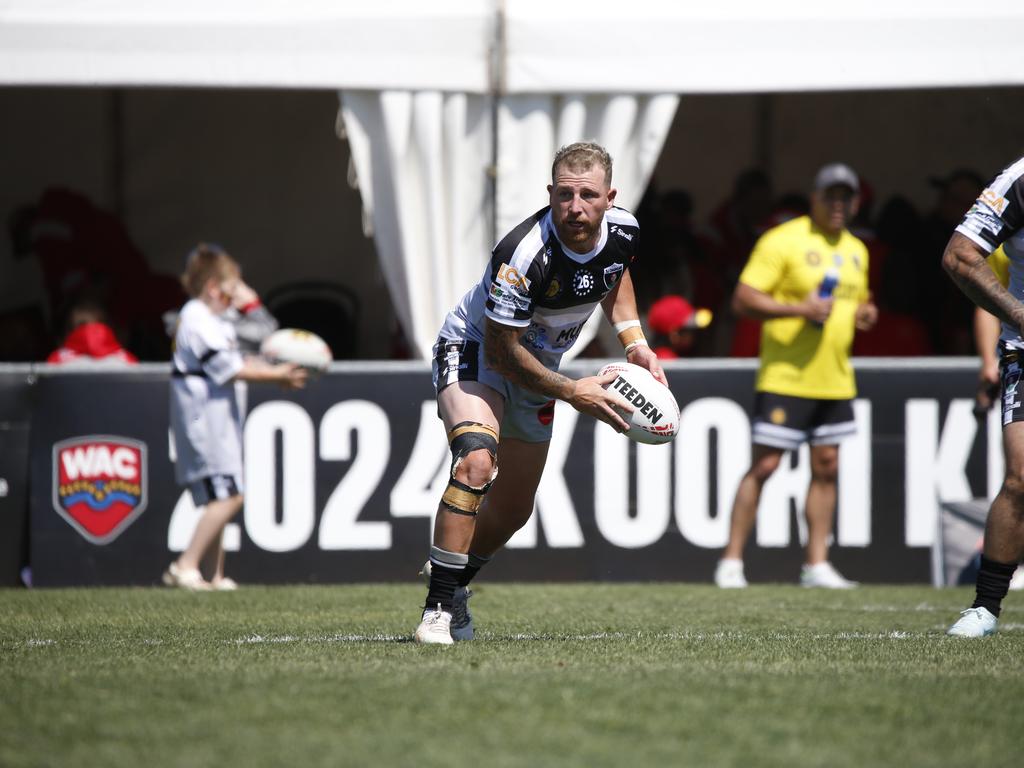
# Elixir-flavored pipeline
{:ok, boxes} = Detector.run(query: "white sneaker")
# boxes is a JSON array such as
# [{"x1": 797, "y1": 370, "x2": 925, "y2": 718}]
[
  {"x1": 161, "y1": 562, "x2": 211, "y2": 591},
  {"x1": 947, "y1": 606, "x2": 998, "y2": 637},
  {"x1": 211, "y1": 576, "x2": 239, "y2": 592},
  {"x1": 450, "y1": 587, "x2": 475, "y2": 641},
  {"x1": 414, "y1": 604, "x2": 454, "y2": 645},
  {"x1": 714, "y1": 558, "x2": 748, "y2": 588},
  {"x1": 800, "y1": 562, "x2": 858, "y2": 589},
  {"x1": 1009, "y1": 567, "x2": 1024, "y2": 591}
]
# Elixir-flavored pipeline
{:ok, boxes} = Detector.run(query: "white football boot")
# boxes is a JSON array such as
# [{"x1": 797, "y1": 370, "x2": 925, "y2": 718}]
[
  {"x1": 414, "y1": 604, "x2": 454, "y2": 645},
  {"x1": 420, "y1": 560, "x2": 475, "y2": 641},
  {"x1": 800, "y1": 561, "x2": 858, "y2": 589},
  {"x1": 947, "y1": 607, "x2": 998, "y2": 637},
  {"x1": 714, "y1": 558, "x2": 748, "y2": 589},
  {"x1": 1009, "y1": 567, "x2": 1024, "y2": 591}
]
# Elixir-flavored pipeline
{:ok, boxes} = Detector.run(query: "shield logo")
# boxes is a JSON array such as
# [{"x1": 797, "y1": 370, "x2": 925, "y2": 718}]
[
  {"x1": 52, "y1": 436, "x2": 148, "y2": 544},
  {"x1": 603, "y1": 263, "x2": 624, "y2": 290}
]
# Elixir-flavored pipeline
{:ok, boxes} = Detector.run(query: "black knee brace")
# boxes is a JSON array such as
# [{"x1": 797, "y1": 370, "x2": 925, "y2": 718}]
[{"x1": 441, "y1": 422, "x2": 498, "y2": 516}]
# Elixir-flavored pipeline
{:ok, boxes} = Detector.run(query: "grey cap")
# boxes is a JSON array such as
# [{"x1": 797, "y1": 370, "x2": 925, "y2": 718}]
[{"x1": 814, "y1": 163, "x2": 859, "y2": 193}]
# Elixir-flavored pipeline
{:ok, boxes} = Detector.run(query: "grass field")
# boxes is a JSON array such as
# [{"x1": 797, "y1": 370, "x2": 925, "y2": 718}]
[{"x1": 1, "y1": 584, "x2": 1022, "y2": 768}]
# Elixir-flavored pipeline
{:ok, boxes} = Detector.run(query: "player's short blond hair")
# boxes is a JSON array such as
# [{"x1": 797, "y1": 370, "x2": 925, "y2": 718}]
[
  {"x1": 181, "y1": 243, "x2": 240, "y2": 298},
  {"x1": 552, "y1": 142, "x2": 613, "y2": 186}
]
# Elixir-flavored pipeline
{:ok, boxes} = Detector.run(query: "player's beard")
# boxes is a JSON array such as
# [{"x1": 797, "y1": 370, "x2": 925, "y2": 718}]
[{"x1": 557, "y1": 216, "x2": 601, "y2": 250}]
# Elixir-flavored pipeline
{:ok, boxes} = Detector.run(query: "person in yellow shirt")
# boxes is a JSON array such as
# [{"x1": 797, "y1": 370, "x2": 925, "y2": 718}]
[
  {"x1": 974, "y1": 246, "x2": 1009, "y2": 413},
  {"x1": 715, "y1": 163, "x2": 878, "y2": 588}
]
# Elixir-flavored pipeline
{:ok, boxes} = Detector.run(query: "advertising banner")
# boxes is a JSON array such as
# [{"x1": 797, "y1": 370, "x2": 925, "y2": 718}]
[{"x1": 26, "y1": 361, "x2": 994, "y2": 586}]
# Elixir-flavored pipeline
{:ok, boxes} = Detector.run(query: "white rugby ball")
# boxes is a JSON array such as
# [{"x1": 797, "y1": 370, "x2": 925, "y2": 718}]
[
  {"x1": 598, "y1": 362, "x2": 679, "y2": 445},
  {"x1": 259, "y1": 328, "x2": 332, "y2": 372}
]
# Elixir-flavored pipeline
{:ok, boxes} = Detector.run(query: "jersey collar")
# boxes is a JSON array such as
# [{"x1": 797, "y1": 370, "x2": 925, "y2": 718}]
[{"x1": 546, "y1": 209, "x2": 609, "y2": 263}]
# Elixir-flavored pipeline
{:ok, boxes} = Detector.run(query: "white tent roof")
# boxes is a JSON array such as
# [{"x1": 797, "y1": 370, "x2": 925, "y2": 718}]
[
  {"x1": 2, "y1": 0, "x2": 1023, "y2": 93},
  {"x1": 0, "y1": 0, "x2": 495, "y2": 91},
  {"x1": 506, "y1": 1, "x2": 1024, "y2": 94}
]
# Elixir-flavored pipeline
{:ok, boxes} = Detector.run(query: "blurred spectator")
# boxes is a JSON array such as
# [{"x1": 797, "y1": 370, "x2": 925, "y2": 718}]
[
  {"x1": 631, "y1": 188, "x2": 706, "y2": 310},
  {"x1": 922, "y1": 169, "x2": 986, "y2": 353},
  {"x1": 12, "y1": 187, "x2": 187, "y2": 361},
  {"x1": 853, "y1": 196, "x2": 932, "y2": 356},
  {"x1": 700, "y1": 170, "x2": 774, "y2": 355},
  {"x1": 646, "y1": 294, "x2": 713, "y2": 359},
  {"x1": 47, "y1": 298, "x2": 137, "y2": 365},
  {"x1": 701, "y1": 169, "x2": 774, "y2": 280}
]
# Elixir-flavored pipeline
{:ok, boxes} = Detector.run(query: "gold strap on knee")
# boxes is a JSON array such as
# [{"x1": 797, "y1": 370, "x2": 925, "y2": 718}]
[
  {"x1": 441, "y1": 479, "x2": 487, "y2": 516},
  {"x1": 442, "y1": 422, "x2": 499, "y2": 516}
]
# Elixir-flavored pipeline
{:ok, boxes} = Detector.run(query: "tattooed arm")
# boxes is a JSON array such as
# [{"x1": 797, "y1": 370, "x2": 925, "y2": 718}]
[
  {"x1": 943, "y1": 233, "x2": 1024, "y2": 330},
  {"x1": 483, "y1": 318, "x2": 630, "y2": 431}
]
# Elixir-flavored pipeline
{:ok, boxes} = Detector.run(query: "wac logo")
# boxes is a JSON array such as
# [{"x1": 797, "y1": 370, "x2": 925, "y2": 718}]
[{"x1": 52, "y1": 436, "x2": 148, "y2": 544}]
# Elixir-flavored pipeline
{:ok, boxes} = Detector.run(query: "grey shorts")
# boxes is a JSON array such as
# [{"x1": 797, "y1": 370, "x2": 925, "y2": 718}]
[{"x1": 432, "y1": 338, "x2": 556, "y2": 443}]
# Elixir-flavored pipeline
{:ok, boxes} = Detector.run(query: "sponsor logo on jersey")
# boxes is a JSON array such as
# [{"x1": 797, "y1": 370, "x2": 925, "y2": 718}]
[
  {"x1": 555, "y1": 320, "x2": 587, "y2": 347},
  {"x1": 545, "y1": 276, "x2": 562, "y2": 299},
  {"x1": 523, "y1": 325, "x2": 549, "y2": 351},
  {"x1": 52, "y1": 436, "x2": 148, "y2": 544},
  {"x1": 490, "y1": 283, "x2": 531, "y2": 313},
  {"x1": 965, "y1": 206, "x2": 1005, "y2": 237},
  {"x1": 980, "y1": 188, "x2": 1009, "y2": 215},
  {"x1": 609, "y1": 224, "x2": 634, "y2": 242},
  {"x1": 603, "y1": 263, "x2": 624, "y2": 290},
  {"x1": 496, "y1": 263, "x2": 532, "y2": 292},
  {"x1": 573, "y1": 269, "x2": 595, "y2": 296},
  {"x1": 806, "y1": 251, "x2": 821, "y2": 266}
]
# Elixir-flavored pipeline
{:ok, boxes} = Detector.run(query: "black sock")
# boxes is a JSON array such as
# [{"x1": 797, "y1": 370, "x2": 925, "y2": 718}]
[
  {"x1": 972, "y1": 555, "x2": 1017, "y2": 617},
  {"x1": 424, "y1": 546, "x2": 468, "y2": 612},
  {"x1": 458, "y1": 552, "x2": 491, "y2": 587},
  {"x1": 425, "y1": 564, "x2": 460, "y2": 612}
]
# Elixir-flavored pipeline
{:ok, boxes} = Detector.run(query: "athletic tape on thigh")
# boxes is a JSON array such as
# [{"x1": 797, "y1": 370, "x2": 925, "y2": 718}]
[{"x1": 441, "y1": 421, "x2": 499, "y2": 516}]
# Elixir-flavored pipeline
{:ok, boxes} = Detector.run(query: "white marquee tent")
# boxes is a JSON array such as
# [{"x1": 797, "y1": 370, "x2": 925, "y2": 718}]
[{"x1": 3, "y1": 0, "x2": 1024, "y2": 358}]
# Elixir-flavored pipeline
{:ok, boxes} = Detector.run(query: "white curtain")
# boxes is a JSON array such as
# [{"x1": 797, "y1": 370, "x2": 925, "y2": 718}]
[
  {"x1": 340, "y1": 90, "x2": 678, "y2": 360},
  {"x1": 339, "y1": 90, "x2": 493, "y2": 360}
]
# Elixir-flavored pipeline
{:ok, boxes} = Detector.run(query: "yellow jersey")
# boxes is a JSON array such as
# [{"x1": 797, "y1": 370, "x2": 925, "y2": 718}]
[
  {"x1": 738, "y1": 215, "x2": 869, "y2": 399},
  {"x1": 989, "y1": 244, "x2": 1009, "y2": 288}
]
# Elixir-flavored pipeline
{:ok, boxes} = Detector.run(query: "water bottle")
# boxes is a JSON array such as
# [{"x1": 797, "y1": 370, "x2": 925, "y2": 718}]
[
  {"x1": 812, "y1": 268, "x2": 839, "y2": 326},
  {"x1": 818, "y1": 268, "x2": 840, "y2": 299}
]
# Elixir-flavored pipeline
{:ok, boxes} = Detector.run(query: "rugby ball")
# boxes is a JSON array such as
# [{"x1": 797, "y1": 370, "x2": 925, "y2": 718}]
[
  {"x1": 259, "y1": 328, "x2": 332, "y2": 372},
  {"x1": 598, "y1": 362, "x2": 679, "y2": 445}
]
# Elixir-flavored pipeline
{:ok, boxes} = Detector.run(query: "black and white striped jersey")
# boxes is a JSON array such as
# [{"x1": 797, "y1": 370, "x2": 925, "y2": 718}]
[
  {"x1": 437, "y1": 205, "x2": 640, "y2": 365},
  {"x1": 956, "y1": 156, "x2": 1024, "y2": 347}
]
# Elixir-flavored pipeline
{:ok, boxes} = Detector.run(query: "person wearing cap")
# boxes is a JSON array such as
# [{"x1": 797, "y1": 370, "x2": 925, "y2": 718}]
[
  {"x1": 943, "y1": 155, "x2": 1024, "y2": 637},
  {"x1": 646, "y1": 294, "x2": 713, "y2": 359},
  {"x1": 714, "y1": 163, "x2": 877, "y2": 589}
]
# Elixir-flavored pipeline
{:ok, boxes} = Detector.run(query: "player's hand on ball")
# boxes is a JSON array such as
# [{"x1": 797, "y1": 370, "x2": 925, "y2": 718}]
[
  {"x1": 625, "y1": 344, "x2": 667, "y2": 385},
  {"x1": 570, "y1": 372, "x2": 632, "y2": 433},
  {"x1": 278, "y1": 363, "x2": 308, "y2": 390}
]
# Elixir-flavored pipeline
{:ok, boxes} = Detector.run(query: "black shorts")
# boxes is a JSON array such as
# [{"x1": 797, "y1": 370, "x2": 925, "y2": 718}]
[
  {"x1": 1001, "y1": 348, "x2": 1024, "y2": 426},
  {"x1": 751, "y1": 392, "x2": 856, "y2": 450},
  {"x1": 188, "y1": 474, "x2": 242, "y2": 506}
]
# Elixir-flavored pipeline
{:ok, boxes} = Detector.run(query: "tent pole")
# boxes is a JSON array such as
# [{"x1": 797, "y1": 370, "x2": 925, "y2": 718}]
[{"x1": 488, "y1": 0, "x2": 507, "y2": 247}]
